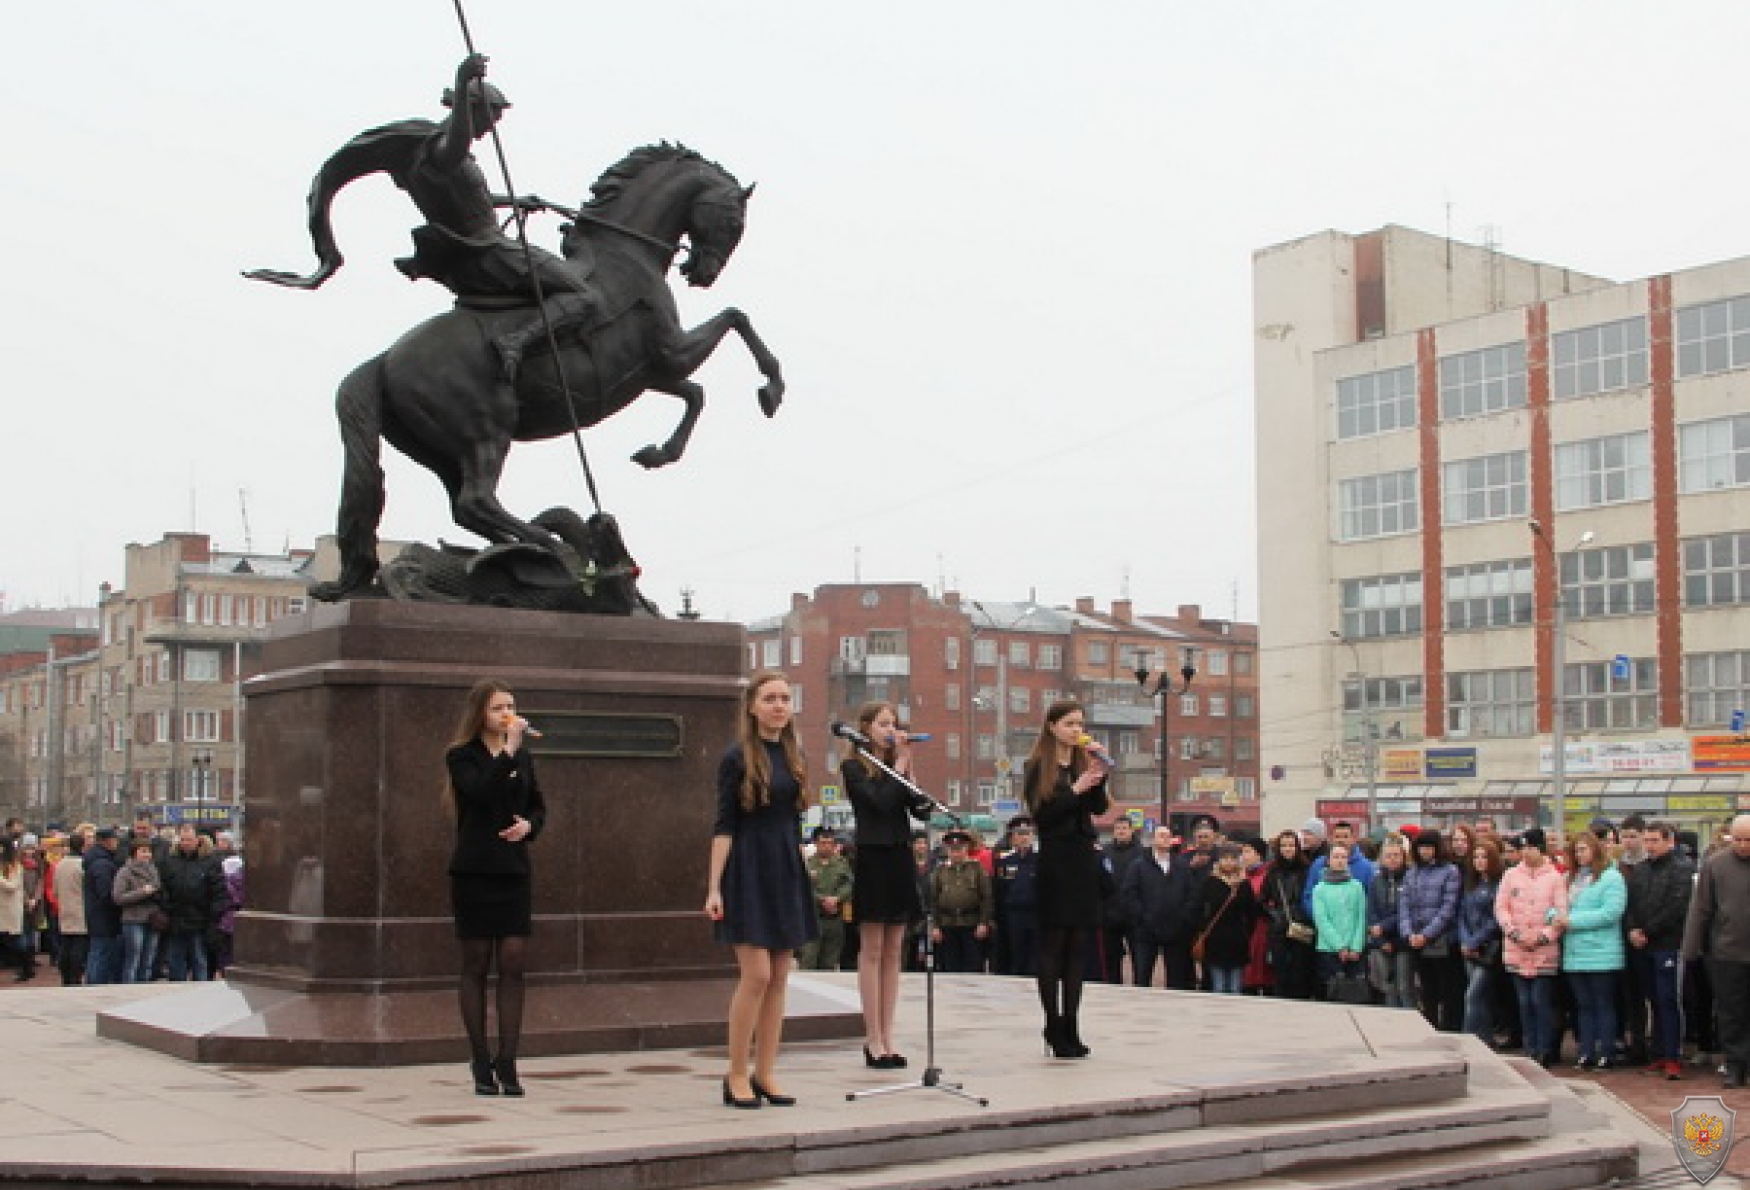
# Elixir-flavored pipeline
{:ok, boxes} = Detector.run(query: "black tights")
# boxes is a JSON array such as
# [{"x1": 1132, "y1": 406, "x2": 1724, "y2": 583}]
[
  {"x1": 459, "y1": 936, "x2": 527, "y2": 1064},
  {"x1": 1037, "y1": 926, "x2": 1089, "y2": 1022}
]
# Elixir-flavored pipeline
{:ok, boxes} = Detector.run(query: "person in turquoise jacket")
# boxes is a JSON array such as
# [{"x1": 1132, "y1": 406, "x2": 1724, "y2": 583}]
[
  {"x1": 1312, "y1": 843, "x2": 1369, "y2": 995},
  {"x1": 1558, "y1": 832, "x2": 1627, "y2": 1069}
]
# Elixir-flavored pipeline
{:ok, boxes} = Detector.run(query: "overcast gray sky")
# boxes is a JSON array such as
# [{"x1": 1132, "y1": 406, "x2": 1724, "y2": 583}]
[{"x1": 8, "y1": 2, "x2": 1745, "y2": 623}]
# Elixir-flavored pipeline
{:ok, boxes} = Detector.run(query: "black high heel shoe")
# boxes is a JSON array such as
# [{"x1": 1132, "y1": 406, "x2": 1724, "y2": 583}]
[
  {"x1": 863, "y1": 1045, "x2": 897, "y2": 1069},
  {"x1": 471, "y1": 1058, "x2": 500, "y2": 1096},
  {"x1": 749, "y1": 1076, "x2": 796, "y2": 1106},
  {"x1": 885, "y1": 1051, "x2": 908, "y2": 1069},
  {"x1": 721, "y1": 1077, "x2": 761, "y2": 1109},
  {"x1": 1062, "y1": 1014, "x2": 1091, "y2": 1059},
  {"x1": 494, "y1": 1056, "x2": 524, "y2": 1097}
]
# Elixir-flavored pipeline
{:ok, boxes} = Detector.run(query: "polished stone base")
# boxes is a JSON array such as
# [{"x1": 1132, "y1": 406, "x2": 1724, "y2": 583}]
[{"x1": 96, "y1": 976, "x2": 862, "y2": 1066}]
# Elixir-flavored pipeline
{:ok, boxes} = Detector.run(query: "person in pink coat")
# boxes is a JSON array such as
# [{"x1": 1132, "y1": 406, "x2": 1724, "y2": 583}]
[{"x1": 1494, "y1": 828, "x2": 1568, "y2": 1066}]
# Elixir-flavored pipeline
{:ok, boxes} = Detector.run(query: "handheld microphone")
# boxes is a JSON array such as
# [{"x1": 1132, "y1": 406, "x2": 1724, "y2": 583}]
[
  {"x1": 896, "y1": 731, "x2": 932, "y2": 743},
  {"x1": 829, "y1": 721, "x2": 873, "y2": 746}
]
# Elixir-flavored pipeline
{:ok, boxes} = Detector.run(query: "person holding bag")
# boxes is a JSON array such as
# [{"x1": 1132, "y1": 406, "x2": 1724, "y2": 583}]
[
  {"x1": 1193, "y1": 844, "x2": 1258, "y2": 994},
  {"x1": 1312, "y1": 843, "x2": 1369, "y2": 1002},
  {"x1": 1262, "y1": 830, "x2": 1317, "y2": 999}
]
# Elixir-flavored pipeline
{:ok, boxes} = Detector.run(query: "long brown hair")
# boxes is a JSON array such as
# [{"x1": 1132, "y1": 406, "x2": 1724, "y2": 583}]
[
  {"x1": 1022, "y1": 699, "x2": 1089, "y2": 816},
  {"x1": 440, "y1": 679, "x2": 512, "y2": 815},
  {"x1": 1567, "y1": 832, "x2": 1610, "y2": 882},
  {"x1": 1464, "y1": 839, "x2": 1504, "y2": 889},
  {"x1": 738, "y1": 671, "x2": 810, "y2": 814},
  {"x1": 844, "y1": 700, "x2": 897, "y2": 777}
]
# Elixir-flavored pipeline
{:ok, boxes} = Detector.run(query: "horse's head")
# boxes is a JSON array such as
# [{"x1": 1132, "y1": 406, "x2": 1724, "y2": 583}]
[
  {"x1": 679, "y1": 178, "x2": 752, "y2": 288},
  {"x1": 571, "y1": 144, "x2": 752, "y2": 287}
]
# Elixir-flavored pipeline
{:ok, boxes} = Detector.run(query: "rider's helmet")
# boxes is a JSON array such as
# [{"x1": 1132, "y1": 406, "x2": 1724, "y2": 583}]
[{"x1": 442, "y1": 81, "x2": 512, "y2": 111}]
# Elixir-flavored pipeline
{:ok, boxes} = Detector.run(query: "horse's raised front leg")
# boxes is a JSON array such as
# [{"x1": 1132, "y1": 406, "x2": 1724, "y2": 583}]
[
  {"x1": 631, "y1": 377, "x2": 704, "y2": 470},
  {"x1": 662, "y1": 308, "x2": 786, "y2": 420}
]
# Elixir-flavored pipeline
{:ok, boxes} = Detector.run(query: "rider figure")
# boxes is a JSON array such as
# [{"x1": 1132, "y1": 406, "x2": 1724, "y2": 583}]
[{"x1": 246, "y1": 54, "x2": 593, "y2": 380}]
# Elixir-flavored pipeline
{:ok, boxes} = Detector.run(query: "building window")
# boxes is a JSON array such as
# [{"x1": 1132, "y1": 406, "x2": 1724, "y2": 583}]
[
  {"x1": 1442, "y1": 450, "x2": 1527, "y2": 525},
  {"x1": 869, "y1": 630, "x2": 905, "y2": 656},
  {"x1": 1340, "y1": 572, "x2": 1423, "y2": 639},
  {"x1": 788, "y1": 636, "x2": 801, "y2": 666},
  {"x1": 154, "y1": 710, "x2": 171, "y2": 743},
  {"x1": 1236, "y1": 739, "x2": 1255, "y2": 762},
  {"x1": 1335, "y1": 364, "x2": 1417, "y2": 440},
  {"x1": 1087, "y1": 641, "x2": 1109, "y2": 665},
  {"x1": 1338, "y1": 469, "x2": 1419, "y2": 541},
  {"x1": 1008, "y1": 640, "x2": 1030, "y2": 668},
  {"x1": 1179, "y1": 736, "x2": 1199, "y2": 760},
  {"x1": 1009, "y1": 686, "x2": 1030, "y2": 715},
  {"x1": 945, "y1": 684, "x2": 960, "y2": 711},
  {"x1": 1564, "y1": 657, "x2": 1657, "y2": 731},
  {"x1": 1208, "y1": 695, "x2": 1227, "y2": 717},
  {"x1": 944, "y1": 637, "x2": 960, "y2": 670},
  {"x1": 1037, "y1": 644, "x2": 1062, "y2": 670},
  {"x1": 1235, "y1": 695, "x2": 1255, "y2": 718},
  {"x1": 1445, "y1": 559, "x2": 1534, "y2": 631},
  {"x1": 1205, "y1": 737, "x2": 1226, "y2": 760},
  {"x1": 1438, "y1": 342, "x2": 1527, "y2": 420},
  {"x1": 790, "y1": 685, "x2": 803, "y2": 712},
  {"x1": 1445, "y1": 669, "x2": 1535, "y2": 738},
  {"x1": 156, "y1": 653, "x2": 171, "y2": 683},
  {"x1": 1346, "y1": 675, "x2": 1424, "y2": 714},
  {"x1": 1676, "y1": 295, "x2": 1750, "y2": 377},
  {"x1": 761, "y1": 639, "x2": 781, "y2": 668},
  {"x1": 1553, "y1": 317, "x2": 1648, "y2": 399},
  {"x1": 976, "y1": 734, "x2": 995, "y2": 760},
  {"x1": 183, "y1": 648, "x2": 222, "y2": 683},
  {"x1": 1686, "y1": 651, "x2": 1750, "y2": 728},
  {"x1": 1684, "y1": 531, "x2": 1750, "y2": 608},
  {"x1": 976, "y1": 782, "x2": 997, "y2": 807},
  {"x1": 1555, "y1": 431, "x2": 1651, "y2": 510},
  {"x1": 1205, "y1": 650, "x2": 1228, "y2": 676},
  {"x1": 1236, "y1": 777, "x2": 1257, "y2": 799},
  {"x1": 1562, "y1": 542, "x2": 1656, "y2": 618},
  {"x1": 973, "y1": 638, "x2": 997, "y2": 666},
  {"x1": 1179, "y1": 693, "x2": 1199, "y2": 716},
  {"x1": 185, "y1": 710, "x2": 220, "y2": 743},
  {"x1": 946, "y1": 733, "x2": 961, "y2": 760},
  {"x1": 1234, "y1": 652, "x2": 1253, "y2": 676},
  {"x1": 839, "y1": 636, "x2": 866, "y2": 663},
  {"x1": 1042, "y1": 688, "x2": 1062, "y2": 706},
  {"x1": 1679, "y1": 413, "x2": 1750, "y2": 494}
]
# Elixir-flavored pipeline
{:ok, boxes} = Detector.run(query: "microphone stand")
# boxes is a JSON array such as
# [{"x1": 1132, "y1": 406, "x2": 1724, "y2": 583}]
[{"x1": 842, "y1": 739, "x2": 989, "y2": 1108}]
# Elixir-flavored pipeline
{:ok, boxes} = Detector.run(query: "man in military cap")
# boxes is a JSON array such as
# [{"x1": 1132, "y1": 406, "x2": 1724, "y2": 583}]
[
  {"x1": 797, "y1": 827, "x2": 853, "y2": 971},
  {"x1": 930, "y1": 830, "x2": 993, "y2": 973},
  {"x1": 994, "y1": 816, "x2": 1040, "y2": 976}
]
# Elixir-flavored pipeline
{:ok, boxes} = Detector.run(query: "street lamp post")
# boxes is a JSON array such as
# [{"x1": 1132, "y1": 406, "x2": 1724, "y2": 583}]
[
  {"x1": 1330, "y1": 631, "x2": 1377, "y2": 832},
  {"x1": 1137, "y1": 648, "x2": 1197, "y2": 834},
  {"x1": 1531, "y1": 520, "x2": 1593, "y2": 851}
]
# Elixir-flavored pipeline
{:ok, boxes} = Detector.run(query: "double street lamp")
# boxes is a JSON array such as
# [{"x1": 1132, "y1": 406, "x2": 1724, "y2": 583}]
[{"x1": 1136, "y1": 648, "x2": 1197, "y2": 834}]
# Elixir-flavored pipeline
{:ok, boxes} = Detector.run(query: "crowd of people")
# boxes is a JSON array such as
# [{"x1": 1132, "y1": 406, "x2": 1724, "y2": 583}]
[
  {"x1": 790, "y1": 783, "x2": 1750, "y2": 1094},
  {"x1": 0, "y1": 814, "x2": 244, "y2": 987}
]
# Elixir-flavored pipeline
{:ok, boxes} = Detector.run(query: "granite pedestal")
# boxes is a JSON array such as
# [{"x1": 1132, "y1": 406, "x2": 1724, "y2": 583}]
[{"x1": 98, "y1": 601, "x2": 859, "y2": 1064}]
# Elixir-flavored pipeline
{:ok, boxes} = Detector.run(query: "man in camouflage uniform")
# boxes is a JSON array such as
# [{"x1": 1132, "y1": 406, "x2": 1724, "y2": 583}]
[
  {"x1": 798, "y1": 827, "x2": 853, "y2": 970},
  {"x1": 930, "y1": 830, "x2": 993, "y2": 973}
]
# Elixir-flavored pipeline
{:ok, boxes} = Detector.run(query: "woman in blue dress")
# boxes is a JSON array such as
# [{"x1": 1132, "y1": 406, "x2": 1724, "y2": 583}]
[{"x1": 704, "y1": 671, "x2": 816, "y2": 1108}]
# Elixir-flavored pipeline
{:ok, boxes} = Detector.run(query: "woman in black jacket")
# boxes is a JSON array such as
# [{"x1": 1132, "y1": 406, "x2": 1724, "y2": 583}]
[
  {"x1": 842, "y1": 701, "x2": 932, "y2": 1069},
  {"x1": 1261, "y1": 830, "x2": 1316, "y2": 1000},
  {"x1": 1023, "y1": 699, "x2": 1111, "y2": 1059},
  {"x1": 445, "y1": 680, "x2": 546, "y2": 1097}
]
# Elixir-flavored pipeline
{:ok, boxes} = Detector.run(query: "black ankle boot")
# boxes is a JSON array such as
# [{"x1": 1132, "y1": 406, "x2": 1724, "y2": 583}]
[
  {"x1": 1062, "y1": 1013, "x2": 1091, "y2": 1059},
  {"x1": 1042, "y1": 1015, "x2": 1077, "y2": 1059},
  {"x1": 471, "y1": 1058, "x2": 500, "y2": 1096},
  {"x1": 494, "y1": 1056, "x2": 524, "y2": 1097}
]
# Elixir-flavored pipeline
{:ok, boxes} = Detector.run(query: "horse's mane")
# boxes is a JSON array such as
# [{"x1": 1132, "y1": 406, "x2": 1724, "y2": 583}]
[{"x1": 582, "y1": 142, "x2": 738, "y2": 210}]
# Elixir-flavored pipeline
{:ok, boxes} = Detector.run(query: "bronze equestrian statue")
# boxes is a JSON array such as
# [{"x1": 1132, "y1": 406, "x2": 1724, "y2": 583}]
[{"x1": 247, "y1": 56, "x2": 785, "y2": 607}]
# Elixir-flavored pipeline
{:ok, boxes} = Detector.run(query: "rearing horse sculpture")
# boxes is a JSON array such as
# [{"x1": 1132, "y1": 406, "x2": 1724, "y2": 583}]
[{"x1": 310, "y1": 143, "x2": 784, "y2": 601}]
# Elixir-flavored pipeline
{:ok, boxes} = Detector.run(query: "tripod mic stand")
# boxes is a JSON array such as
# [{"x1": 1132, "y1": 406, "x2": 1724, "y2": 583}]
[{"x1": 842, "y1": 741, "x2": 988, "y2": 1108}]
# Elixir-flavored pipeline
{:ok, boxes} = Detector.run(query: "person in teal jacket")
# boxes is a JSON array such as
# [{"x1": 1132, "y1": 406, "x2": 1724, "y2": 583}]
[
  {"x1": 1312, "y1": 843, "x2": 1369, "y2": 995},
  {"x1": 1558, "y1": 833, "x2": 1627, "y2": 1069}
]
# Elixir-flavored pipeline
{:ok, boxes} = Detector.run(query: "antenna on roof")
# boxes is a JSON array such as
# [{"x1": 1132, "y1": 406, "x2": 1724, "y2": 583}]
[{"x1": 239, "y1": 488, "x2": 254, "y2": 554}]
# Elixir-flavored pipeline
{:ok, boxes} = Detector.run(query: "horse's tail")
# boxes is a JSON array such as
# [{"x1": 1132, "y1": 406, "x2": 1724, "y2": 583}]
[{"x1": 324, "y1": 355, "x2": 388, "y2": 596}]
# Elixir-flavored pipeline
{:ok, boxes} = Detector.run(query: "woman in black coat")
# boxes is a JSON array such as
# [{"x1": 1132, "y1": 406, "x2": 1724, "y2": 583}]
[
  {"x1": 1023, "y1": 699, "x2": 1111, "y2": 1059},
  {"x1": 445, "y1": 680, "x2": 546, "y2": 1097},
  {"x1": 1261, "y1": 830, "x2": 1316, "y2": 1000}
]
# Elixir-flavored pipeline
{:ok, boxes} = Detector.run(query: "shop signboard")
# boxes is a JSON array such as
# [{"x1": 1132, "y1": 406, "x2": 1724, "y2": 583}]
[
  {"x1": 1382, "y1": 749, "x2": 1423, "y2": 781},
  {"x1": 1693, "y1": 735, "x2": 1750, "y2": 772},
  {"x1": 1424, "y1": 748, "x2": 1477, "y2": 779},
  {"x1": 1540, "y1": 739, "x2": 1690, "y2": 774}
]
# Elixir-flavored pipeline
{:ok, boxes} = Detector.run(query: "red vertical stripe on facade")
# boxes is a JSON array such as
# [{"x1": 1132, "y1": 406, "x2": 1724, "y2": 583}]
[
  {"x1": 1647, "y1": 276, "x2": 1683, "y2": 727},
  {"x1": 1418, "y1": 329, "x2": 1445, "y2": 739},
  {"x1": 1526, "y1": 303, "x2": 1555, "y2": 734}
]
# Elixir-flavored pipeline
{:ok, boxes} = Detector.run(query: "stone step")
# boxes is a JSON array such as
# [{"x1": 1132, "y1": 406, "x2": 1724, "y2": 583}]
[{"x1": 719, "y1": 1084, "x2": 1563, "y2": 1190}]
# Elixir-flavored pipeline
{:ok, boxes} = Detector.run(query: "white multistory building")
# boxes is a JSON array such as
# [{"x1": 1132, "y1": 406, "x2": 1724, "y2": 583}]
[{"x1": 1255, "y1": 225, "x2": 1750, "y2": 843}]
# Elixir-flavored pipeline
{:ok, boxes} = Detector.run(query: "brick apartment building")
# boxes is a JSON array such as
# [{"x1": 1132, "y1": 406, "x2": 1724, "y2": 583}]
[{"x1": 748, "y1": 584, "x2": 1259, "y2": 836}]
